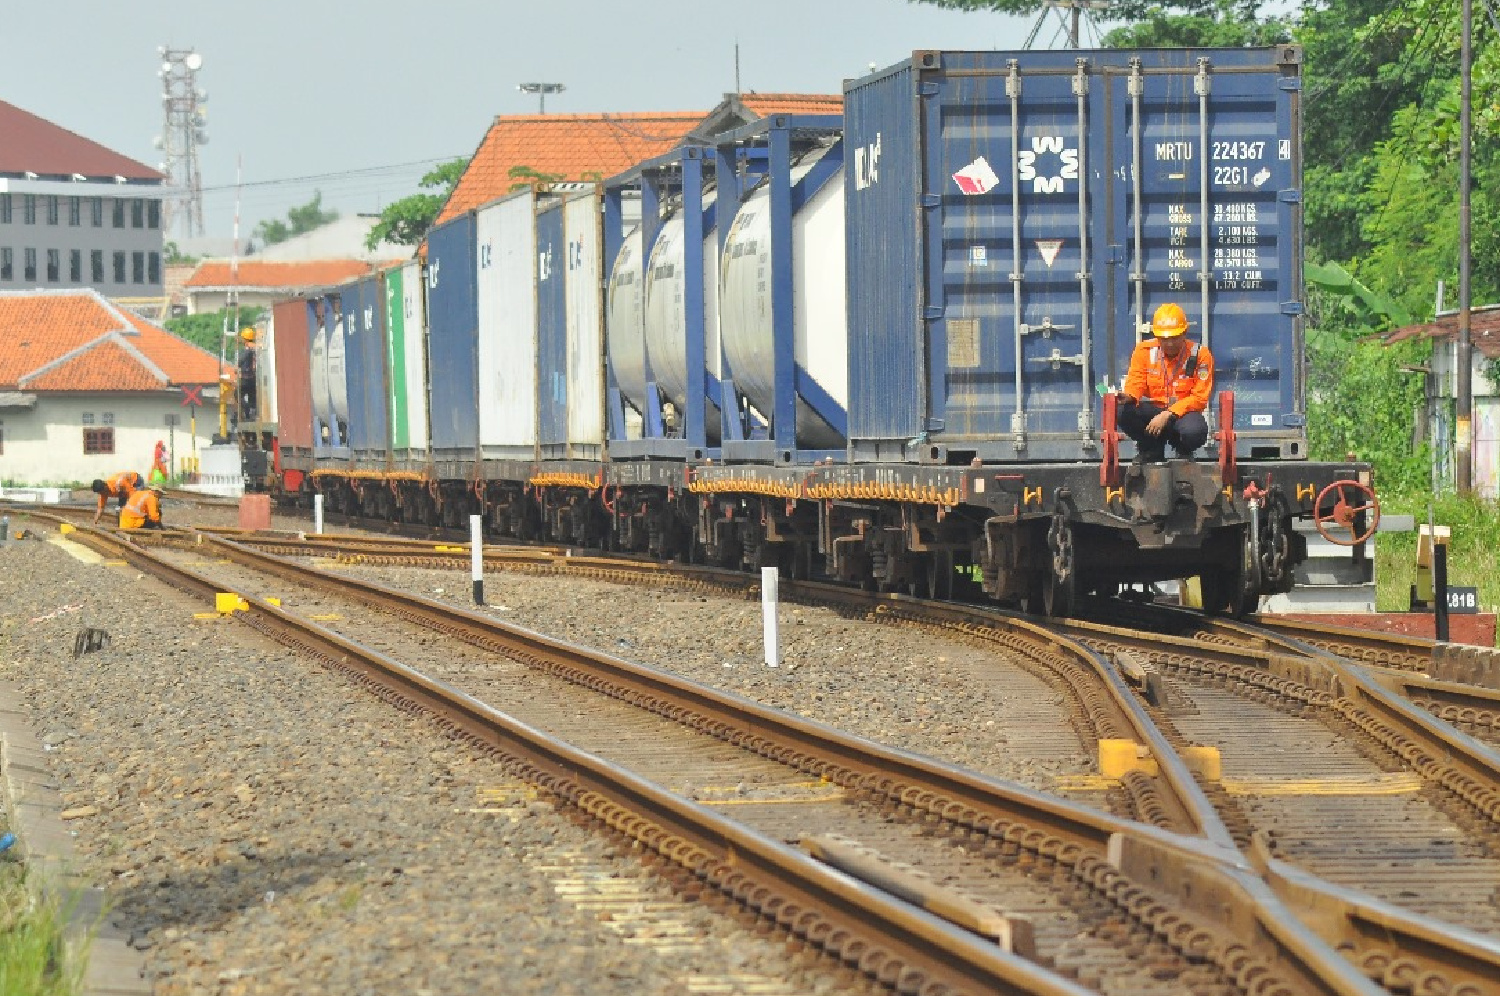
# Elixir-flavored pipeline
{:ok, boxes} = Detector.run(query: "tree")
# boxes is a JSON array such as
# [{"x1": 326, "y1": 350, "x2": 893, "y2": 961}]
[
  {"x1": 365, "y1": 158, "x2": 469, "y2": 250},
  {"x1": 254, "y1": 191, "x2": 339, "y2": 247},
  {"x1": 164, "y1": 306, "x2": 267, "y2": 356},
  {"x1": 909, "y1": 0, "x2": 1285, "y2": 45}
]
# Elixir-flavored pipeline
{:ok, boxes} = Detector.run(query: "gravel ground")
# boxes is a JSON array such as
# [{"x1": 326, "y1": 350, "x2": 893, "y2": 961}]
[{"x1": 0, "y1": 527, "x2": 867, "y2": 996}]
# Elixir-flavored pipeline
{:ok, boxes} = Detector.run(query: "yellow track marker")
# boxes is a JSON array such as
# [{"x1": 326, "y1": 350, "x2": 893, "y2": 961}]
[
  {"x1": 310, "y1": 613, "x2": 342, "y2": 622},
  {"x1": 1052, "y1": 774, "x2": 1118, "y2": 791},
  {"x1": 214, "y1": 593, "x2": 248, "y2": 613},
  {"x1": 1221, "y1": 773, "x2": 1423, "y2": 796}
]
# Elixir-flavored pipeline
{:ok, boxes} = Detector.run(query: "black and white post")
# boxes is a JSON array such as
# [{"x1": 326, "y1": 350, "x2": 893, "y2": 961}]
[
  {"x1": 313, "y1": 493, "x2": 324, "y2": 535},
  {"x1": 761, "y1": 566, "x2": 780, "y2": 668},
  {"x1": 470, "y1": 514, "x2": 484, "y2": 605}
]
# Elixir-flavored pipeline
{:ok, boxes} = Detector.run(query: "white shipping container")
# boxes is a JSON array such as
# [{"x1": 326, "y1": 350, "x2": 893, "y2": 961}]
[
  {"x1": 476, "y1": 190, "x2": 538, "y2": 456},
  {"x1": 400, "y1": 260, "x2": 430, "y2": 452},
  {"x1": 564, "y1": 191, "x2": 604, "y2": 453}
]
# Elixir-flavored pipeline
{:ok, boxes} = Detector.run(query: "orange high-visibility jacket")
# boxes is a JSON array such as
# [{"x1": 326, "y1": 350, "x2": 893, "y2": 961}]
[
  {"x1": 118, "y1": 489, "x2": 161, "y2": 529},
  {"x1": 97, "y1": 471, "x2": 144, "y2": 515},
  {"x1": 1122, "y1": 339, "x2": 1215, "y2": 418}
]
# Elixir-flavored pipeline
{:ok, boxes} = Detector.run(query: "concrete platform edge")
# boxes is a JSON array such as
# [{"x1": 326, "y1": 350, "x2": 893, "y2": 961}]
[{"x1": 0, "y1": 681, "x2": 149, "y2": 995}]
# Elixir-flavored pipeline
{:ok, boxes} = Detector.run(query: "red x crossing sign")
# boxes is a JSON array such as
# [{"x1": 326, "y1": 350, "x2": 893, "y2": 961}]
[{"x1": 180, "y1": 385, "x2": 202, "y2": 406}]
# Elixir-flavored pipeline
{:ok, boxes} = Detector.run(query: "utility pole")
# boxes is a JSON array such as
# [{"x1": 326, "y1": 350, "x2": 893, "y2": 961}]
[
  {"x1": 1457, "y1": 0, "x2": 1474, "y2": 491},
  {"x1": 517, "y1": 82, "x2": 565, "y2": 114}
]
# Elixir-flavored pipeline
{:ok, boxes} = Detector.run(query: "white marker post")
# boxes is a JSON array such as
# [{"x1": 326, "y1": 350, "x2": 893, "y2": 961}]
[
  {"x1": 313, "y1": 493, "x2": 324, "y2": 535},
  {"x1": 470, "y1": 514, "x2": 484, "y2": 605},
  {"x1": 761, "y1": 566, "x2": 780, "y2": 668}
]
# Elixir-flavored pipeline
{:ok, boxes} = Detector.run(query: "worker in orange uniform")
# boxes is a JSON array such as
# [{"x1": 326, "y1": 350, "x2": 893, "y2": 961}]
[
  {"x1": 118, "y1": 485, "x2": 164, "y2": 530},
  {"x1": 1117, "y1": 302, "x2": 1214, "y2": 465},
  {"x1": 91, "y1": 471, "x2": 144, "y2": 524}
]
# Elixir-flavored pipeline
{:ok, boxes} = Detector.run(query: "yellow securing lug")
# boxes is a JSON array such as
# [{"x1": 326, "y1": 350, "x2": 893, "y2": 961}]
[{"x1": 1098, "y1": 739, "x2": 1159, "y2": 778}]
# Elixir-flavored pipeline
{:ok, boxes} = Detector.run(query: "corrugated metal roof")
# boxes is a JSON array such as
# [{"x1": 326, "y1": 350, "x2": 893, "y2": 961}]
[
  {"x1": 0, "y1": 100, "x2": 162, "y2": 181},
  {"x1": 1384, "y1": 304, "x2": 1500, "y2": 360}
]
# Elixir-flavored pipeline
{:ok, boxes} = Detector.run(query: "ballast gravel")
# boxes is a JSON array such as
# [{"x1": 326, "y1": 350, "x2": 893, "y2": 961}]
[{"x1": 0, "y1": 531, "x2": 872, "y2": 996}]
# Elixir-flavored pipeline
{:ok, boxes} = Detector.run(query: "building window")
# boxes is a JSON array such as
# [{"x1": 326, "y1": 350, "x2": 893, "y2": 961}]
[
  {"x1": 45, "y1": 196, "x2": 58, "y2": 225},
  {"x1": 147, "y1": 200, "x2": 160, "y2": 229},
  {"x1": 68, "y1": 196, "x2": 80, "y2": 226},
  {"x1": 83, "y1": 428, "x2": 114, "y2": 455},
  {"x1": 112, "y1": 251, "x2": 125, "y2": 283},
  {"x1": 82, "y1": 412, "x2": 95, "y2": 425},
  {"x1": 0, "y1": 428, "x2": 5, "y2": 456},
  {"x1": 23, "y1": 195, "x2": 36, "y2": 224},
  {"x1": 112, "y1": 199, "x2": 125, "y2": 228},
  {"x1": 91, "y1": 250, "x2": 104, "y2": 282},
  {"x1": 101, "y1": 412, "x2": 114, "y2": 425},
  {"x1": 69, "y1": 249, "x2": 81, "y2": 282},
  {"x1": 0, "y1": 195, "x2": 10, "y2": 224},
  {"x1": 131, "y1": 199, "x2": 144, "y2": 228},
  {"x1": 91, "y1": 198, "x2": 103, "y2": 227},
  {"x1": 131, "y1": 251, "x2": 145, "y2": 284},
  {"x1": 46, "y1": 249, "x2": 59, "y2": 282},
  {"x1": 24, "y1": 248, "x2": 36, "y2": 281},
  {"x1": 0, "y1": 248, "x2": 10, "y2": 281},
  {"x1": 147, "y1": 252, "x2": 160, "y2": 285}
]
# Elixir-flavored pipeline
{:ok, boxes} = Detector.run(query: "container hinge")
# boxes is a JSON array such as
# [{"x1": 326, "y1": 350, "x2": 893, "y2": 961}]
[
  {"x1": 1194, "y1": 59, "x2": 1212, "y2": 96},
  {"x1": 923, "y1": 306, "x2": 944, "y2": 320},
  {"x1": 919, "y1": 82, "x2": 942, "y2": 97},
  {"x1": 921, "y1": 194, "x2": 942, "y2": 208},
  {"x1": 1277, "y1": 188, "x2": 1302, "y2": 204},
  {"x1": 1127, "y1": 59, "x2": 1144, "y2": 97},
  {"x1": 1280, "y1": 301, "x2": 1304, "y2": 315},
  {"x1": 1072, "y1": 59, "x2": 1089, "y2": 96},
  {"x1": 1078, "y1": 410, "x2": 1096, "y2": 437},
  {"x1": 1006, "y1": 60, "x2": 1021, "y2": 98},
  {"x1": 1010, "y1": 412, "x2": 1028, "y2": 449},
  {"x1": 1279, "y1": 77, "x2": 1303, "y2": 91},
  {"x1": 1019, "y1": 317, "x2": 1074, "y2": 339},
  {"x1": 1074, "y1": 269, "x2": 1091, "y2": 282},
  {"x1": 1028, "y1": 348, "x2": 1086, "y2": 370}
]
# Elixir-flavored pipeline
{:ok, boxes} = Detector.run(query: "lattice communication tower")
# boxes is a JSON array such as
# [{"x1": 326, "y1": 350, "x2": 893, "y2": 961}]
[{"x1": 154, "y1": 47, "x2": 208, "y2": 238}]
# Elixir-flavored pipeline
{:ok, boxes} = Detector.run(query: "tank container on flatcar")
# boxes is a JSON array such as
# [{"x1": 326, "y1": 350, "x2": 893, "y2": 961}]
[
  {"x1": 476, "y1": 189, "x2": 543, "y2": 459},
  {"x1": 843, "y1": 46, "x2": 1305, "y2": 464},
  {"x1": 718, "y1": 131, "x2": 848, "y2": 453},
  {"x1": 606, "y1": 228, "x2": 648, "y2": 424},
  {"x1": 326, "y1": 293, "x2": 350, "y2": 450},
  {"x1": 270, "y1": 299, "x2": 313, "y2": 452},
  {"x1": 309, "y1": 305, "x2": 331, "y2": 446},
  {"x1": 562, "y1": 189, "x2": 605, "y2": 458},
  {"x1": 425, "y1": 212, "x2": 480, "y2": 461},
  {"x1": 641, "y1": 194, "x2": 722, "y2": 443},
  {"x1": 343, "y1": 275, "x2": 391, "y2": 462},
  {"x1": 382, "y1": 260, "x2": 429, "y2": 458}
]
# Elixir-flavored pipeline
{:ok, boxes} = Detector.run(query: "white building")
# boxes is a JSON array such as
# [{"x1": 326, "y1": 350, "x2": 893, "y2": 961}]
[{"x1": 0, "y1": 289, "x2": 223, "y2": 486}]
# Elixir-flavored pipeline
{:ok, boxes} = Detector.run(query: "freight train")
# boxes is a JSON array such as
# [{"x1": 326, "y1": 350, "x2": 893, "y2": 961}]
[{"x1": 237, "y1": 46, "x2": 1379, "y2": 618}]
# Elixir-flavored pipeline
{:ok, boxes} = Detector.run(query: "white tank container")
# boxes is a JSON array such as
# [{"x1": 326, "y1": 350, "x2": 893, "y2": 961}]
[
  {"x1": 606, "y1": 228, "x2": 648, "y2": 419},
  {"x1": 327, "y1": 314, "x2": 349, "y2": 427},
  {"x1": 310, "y1": 322, "x2": 330, "y2": 437},
  {"x1": 642, "y1": 198, "x2": 721, "y2": 441},
  {"x1": 719, "y1": 152, "x2": 847, "y2": 449}
]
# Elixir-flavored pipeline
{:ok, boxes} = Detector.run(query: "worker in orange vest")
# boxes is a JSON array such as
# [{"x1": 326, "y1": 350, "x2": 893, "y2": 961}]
[
  {"x1": 1117, "y1": 302, "x2": 1215, "y2": 465},
  {"x1": 118, "y1": 485, "x2": 164, "y2": 530},
  {"x1": 91, "y1": 471, "x2": 144, "y2": 524}
]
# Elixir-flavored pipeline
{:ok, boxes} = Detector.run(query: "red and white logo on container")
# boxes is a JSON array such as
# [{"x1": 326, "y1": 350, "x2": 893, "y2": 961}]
[{"x1": 952, "y1": 156, "x2": 1000, "y2": 196}]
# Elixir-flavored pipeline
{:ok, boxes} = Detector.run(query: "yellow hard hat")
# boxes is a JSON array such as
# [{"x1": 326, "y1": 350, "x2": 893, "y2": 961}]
[
  {"x1": 240, "y1": 327, "x2": 256, "y2": 344},
  {"x1": 1151, "y1": 303, "x2": 1188, "y2": 338}
]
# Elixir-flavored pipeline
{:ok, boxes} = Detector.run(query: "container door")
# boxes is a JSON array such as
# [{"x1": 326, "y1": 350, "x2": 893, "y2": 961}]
[
  {"x1": 1104, "y1": 50, "x2": 1301, "y2": 451},
  {"x1": 384, "y1": 267, "x2": 410, "y2": 452},
  {"x1": 342, "y1": 280, "x2": 368, "y2": 451},
  {"x1": 401, "y1": 260, "x2": 429, "y2": 452},
  {"x1": 477, "y1": 192, "x2": 538, "y2": 455},
  {"x1": 426, "y1": 213, "x2": 479, "y2": 454},
  {"x1": 359, "y1": 275, "x2": 390, "y2": 460},
  {"x1": 536, "y1": 202, "x2": 568, "y2": 452},
  {"x1": 564, "y1": 192, "x2": 604, "y2": 452}
]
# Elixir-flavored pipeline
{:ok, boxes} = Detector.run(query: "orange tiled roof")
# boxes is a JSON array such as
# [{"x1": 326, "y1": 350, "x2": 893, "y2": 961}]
[
  {"x1": 184, "y1": 259, "x2": 377, "y2": 291},
  {"x1": 436, "y1": 112, "x2": 706, "y2": 227},
  {"x1": 0, "y1": 289, "x2": 224, "y2": 392},
  {"x1": 737, "y1": 93, "x2": 844, "y2": 117}
]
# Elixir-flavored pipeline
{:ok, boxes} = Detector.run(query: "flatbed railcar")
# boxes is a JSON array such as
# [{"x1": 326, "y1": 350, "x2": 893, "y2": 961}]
[{"x1": 241, "y1": 46, "x2": 1377, "y2": 619}]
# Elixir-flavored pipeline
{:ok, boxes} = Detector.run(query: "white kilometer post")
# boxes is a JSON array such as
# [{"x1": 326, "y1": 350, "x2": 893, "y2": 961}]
[
  {"x1": 470, "y1": 515, "x2": 484, "y2": 605},
  {"x1": 761, "y1": 566, "x2": 780, "y2": 668},
  {"x1": 314, "y1": 494, "x2": 324, "y2": 535}
]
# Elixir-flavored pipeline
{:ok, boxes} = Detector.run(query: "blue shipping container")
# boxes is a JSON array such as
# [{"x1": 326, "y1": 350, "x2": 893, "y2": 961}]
[
  {"x1": 536, "y1": 202, "x2": 569, "y2": 453},
  {"x1": 344, "y1": 275, "x2": 390, "y2": 458},
  {"x1": 426, "y1": 212, "x2": 480, "y2": 456},
  {"x1": 844, "y1": 46, "x2": 1304, "y2": 463}
]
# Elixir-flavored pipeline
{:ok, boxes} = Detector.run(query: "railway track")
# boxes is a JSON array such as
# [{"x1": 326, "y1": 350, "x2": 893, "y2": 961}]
[{"x1": 22, "y1": 510, "x2": 1456, "y2": 995}]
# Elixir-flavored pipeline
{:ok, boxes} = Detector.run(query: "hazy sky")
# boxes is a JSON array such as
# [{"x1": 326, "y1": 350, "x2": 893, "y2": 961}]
[{"x1": 1, "y1": 1, "x2": 1070, "y2": 242}]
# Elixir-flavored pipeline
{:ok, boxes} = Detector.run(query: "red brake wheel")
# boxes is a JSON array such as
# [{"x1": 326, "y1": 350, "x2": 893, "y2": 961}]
[{"x1": 1313, "y1": 480, "x2": 1380, "y2": 546}]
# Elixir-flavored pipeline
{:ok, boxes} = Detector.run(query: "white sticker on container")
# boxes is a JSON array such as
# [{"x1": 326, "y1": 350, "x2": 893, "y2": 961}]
[
  {"x1": 1252, "y1": 414, "x2": 1274, "y2": 426},
  {"x1": 1036, "y1": 240, "x2": 1064, "y2": 267},
  {"x1": 1279, "y1": 140, "x2": 1291, "y2": 160},
  {"x1": 953, "y1": 156, "x2": 1000, "y2": 196},
  {"x1": 970, "y1": 245, "x2": 988, "y2": 266}
]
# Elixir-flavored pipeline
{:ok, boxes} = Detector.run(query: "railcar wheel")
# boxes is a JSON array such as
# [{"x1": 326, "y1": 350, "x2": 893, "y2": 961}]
[
  {"x1": 1202, "y1": 525, "x2": 1260, "y2": 619},
  {"x1": 1043, "y1": 511, "x2": 1077, "y2": 617}
]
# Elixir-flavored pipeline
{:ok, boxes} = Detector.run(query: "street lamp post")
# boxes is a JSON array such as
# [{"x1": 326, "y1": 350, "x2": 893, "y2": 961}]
[{"x1": 518, "y1": 82, "x2": 565, "y2": 114}]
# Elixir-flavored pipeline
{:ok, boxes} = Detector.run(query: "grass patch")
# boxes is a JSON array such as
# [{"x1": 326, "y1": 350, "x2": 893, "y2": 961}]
[
  {"x1": 0, "y1": 862, "x2": 89, "y2": 996},
  {"x1": 1375, "y1": 491, "x2": 1500, "y2": 639}
]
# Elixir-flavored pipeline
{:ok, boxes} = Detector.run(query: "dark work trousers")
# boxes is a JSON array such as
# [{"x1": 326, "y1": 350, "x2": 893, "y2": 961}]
[{"x1": 1116, "y1": 398, "x2": 1209, "y2": 459}]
